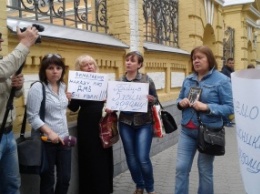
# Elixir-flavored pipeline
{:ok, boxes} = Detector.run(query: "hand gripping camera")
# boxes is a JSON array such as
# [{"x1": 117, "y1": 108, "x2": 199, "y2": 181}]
[{"x1": 20, "y1": 24, "x2": 44, "y2": 44}]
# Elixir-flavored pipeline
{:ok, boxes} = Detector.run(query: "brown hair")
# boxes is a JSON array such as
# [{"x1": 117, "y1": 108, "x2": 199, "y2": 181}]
[
  {"x1": 39, "y1": 54, "x2": 66, "y2": 84},
  {"x1": 190, "y1": 45, "x2": 218, "y2": 72},
  {"x1": 125, "y1": 51, "x2": 144, "y2": 69}
]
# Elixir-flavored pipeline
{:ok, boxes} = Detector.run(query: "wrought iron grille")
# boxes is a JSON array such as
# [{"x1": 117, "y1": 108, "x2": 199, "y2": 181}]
[
  {"x1": 223, "y1": 27, "x2": 235, "y2": 64},
  {"x1": 143, "y1": 0, "x2": 178, "y2": 47},
  {"x1": 6, "y1": 0, "x2": 108, "y2": 33}
]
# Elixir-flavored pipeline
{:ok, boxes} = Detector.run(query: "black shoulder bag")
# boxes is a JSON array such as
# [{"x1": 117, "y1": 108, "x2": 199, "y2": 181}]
[
  {"x1": 197, "y1": 113, "x2": 225, "y2": 156},
  {"x1": 16, "y1": 81, "x2": 49, "y2": 174},
  {"x1": 157, "y1": 100, "x2": 178, "y2": 134}
]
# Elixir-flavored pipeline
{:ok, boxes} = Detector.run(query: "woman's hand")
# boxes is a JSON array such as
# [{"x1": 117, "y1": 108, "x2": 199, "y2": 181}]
[
  {"x1": 105, "y1": 108, "x2": 113, "y2": 113},
  {"x1": 178, "y1": 98, "x2": 191, "y2": 108},
  {"x1": 66, "y1": 92, "x2": 72, "y2": 102},
  {"x1": 11, "y1": 73, "x2": 24, "y2": 90},
  {"x1": 48, "y1": 131, "x2": 64, "y2": 145},
  {"x1": 147, "y1": 95, "x2": 156, "y2": 103},
  {"x1": 41, "y1": 125, "x2": 64, "y2": 145},
  {"x1": 191, "y1": 101, "x2": 209, "y2": 112}
]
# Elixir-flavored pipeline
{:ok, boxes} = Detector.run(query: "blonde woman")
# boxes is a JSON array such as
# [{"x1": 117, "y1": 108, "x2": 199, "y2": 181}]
[{"x1": 68, "y1": 55, "x2": 113, "y2": 194}]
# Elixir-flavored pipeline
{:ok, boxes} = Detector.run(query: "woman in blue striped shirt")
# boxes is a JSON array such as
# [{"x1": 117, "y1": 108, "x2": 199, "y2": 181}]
[{"x1": 27, "y1": 54, "x2": 71, "y2": 194}]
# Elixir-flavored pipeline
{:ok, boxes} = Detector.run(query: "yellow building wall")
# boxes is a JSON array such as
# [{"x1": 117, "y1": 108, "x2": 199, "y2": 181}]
[
  {"x1": 223, "y1": 4, "x2": 259, "y2": 70},
  {"x1": 179, "y1": 0, "x2": 224, "y2": 69},
  {"x1": 3, "y1": 0, "x2": 260, "y2": 131},
  {"x1": 0, "y1": 0, "x2": 7, "y2": 56}
]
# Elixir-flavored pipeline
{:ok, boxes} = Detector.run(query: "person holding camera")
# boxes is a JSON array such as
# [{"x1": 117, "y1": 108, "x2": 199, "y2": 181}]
[{"x1": 0, "y1": 26, "x2": 39, "y2": 194}]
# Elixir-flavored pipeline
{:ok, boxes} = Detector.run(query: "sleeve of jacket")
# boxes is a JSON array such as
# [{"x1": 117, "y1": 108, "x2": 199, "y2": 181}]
[
  {"x1": 176, "y1": 79, "x2": 187, "y2": 110},
  {"x1": 68, "y1": 99, "x2": 80, "y2": 112},
  {"x1": 0, "y1": 43, "x2": 29, "y2": 80},
  {"x1": 207, "y1": 78, "x2": 234, "y2": 117}
]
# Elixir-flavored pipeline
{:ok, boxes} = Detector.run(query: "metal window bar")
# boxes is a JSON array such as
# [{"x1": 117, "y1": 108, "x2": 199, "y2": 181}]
[
  {"x1": 223, "y1": 27, "x2": 235, "y2": 65},
  {"x1": 6, "y1": 0, "x2": 108, "y2": 33},
  {"x1": 143, "y1": 0, "x2": 179, "y2": 47}
]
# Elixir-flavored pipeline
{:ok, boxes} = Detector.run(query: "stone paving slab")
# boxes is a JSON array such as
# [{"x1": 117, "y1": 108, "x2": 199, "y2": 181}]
[{"x1": 113, "y1": 126, "x2": 245, "y2": 194}]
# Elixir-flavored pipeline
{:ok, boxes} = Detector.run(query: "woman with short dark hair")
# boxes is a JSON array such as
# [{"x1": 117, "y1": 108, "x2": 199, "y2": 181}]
[
  {"x1": 117, "y1": 51, "x2": 157, "y2": 194},
  {"x1": 27, "y1": 54, "x2": 71, "y2": 194}
]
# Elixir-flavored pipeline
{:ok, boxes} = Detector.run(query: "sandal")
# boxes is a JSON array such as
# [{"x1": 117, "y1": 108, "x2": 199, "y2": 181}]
[{"x1": 133, "y1": 188, "x2": 144, "y2": 194}]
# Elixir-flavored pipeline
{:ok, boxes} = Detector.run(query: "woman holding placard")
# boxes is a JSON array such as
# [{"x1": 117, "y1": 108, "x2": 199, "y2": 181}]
[
  {"x1": 175, "y1": 46, "x2": 234, "y2": 194},
  {"x1": 117, "y1": 51, "x2": 158, "y2": 194},
  {"x1": 68, "y1": 55, "x2": 114, "y2": 194}
]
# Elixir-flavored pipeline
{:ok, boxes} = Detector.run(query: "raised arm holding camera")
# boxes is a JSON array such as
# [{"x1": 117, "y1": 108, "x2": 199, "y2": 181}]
[{"x1": 0, "y1": 25, "x2": 39, "y2": 194}]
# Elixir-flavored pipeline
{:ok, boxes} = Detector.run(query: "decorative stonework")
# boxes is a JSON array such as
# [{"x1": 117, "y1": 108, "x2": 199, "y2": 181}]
[
  {"x1": 97, "y1": 59, "x2": 118, "y2": 68},
  {"x1": 129, "y1": 0, "x2": 139, "y2": 51},
  {"x1": 145, "y1": 62, "x2": 167, "y2": 68},
  {"x1": 204, "y1": 0, "x2": 214, "y2": 25}
]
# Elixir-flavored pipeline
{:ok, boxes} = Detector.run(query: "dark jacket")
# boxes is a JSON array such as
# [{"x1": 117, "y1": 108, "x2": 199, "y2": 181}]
[{"x1": 221, "y1": 65, "x2": 233, "y2": 78}]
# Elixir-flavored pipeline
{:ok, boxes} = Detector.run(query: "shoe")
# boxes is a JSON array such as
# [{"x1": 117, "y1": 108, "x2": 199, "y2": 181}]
[{"x1": 133, "y1": 188, "x2": 144, "y2": 194}]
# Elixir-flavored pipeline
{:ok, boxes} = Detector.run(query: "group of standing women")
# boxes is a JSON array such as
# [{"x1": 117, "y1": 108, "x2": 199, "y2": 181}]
[{"x1": 26, "y1": 45, "x2": 233, "y2": 194}]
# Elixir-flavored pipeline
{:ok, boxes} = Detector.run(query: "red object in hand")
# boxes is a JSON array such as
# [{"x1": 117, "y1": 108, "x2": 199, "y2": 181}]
[
  {"x1": 99, "y1": 112, "x2": 119, "y2": 148},
  {"x1": 41, "y1": 136, "x2": 77, "y2": 147},
  {"x1": 63, "y1": 136, "x2": 77, "y2": 147},
  {"x1": 152, "y1": 105, "x2": 164, "y2": 138}
]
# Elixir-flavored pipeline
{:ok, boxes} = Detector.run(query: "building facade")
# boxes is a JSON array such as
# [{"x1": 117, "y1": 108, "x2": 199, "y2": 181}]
[{"x1": 1, "y1": 0, "x2": 260, "y2": 193}]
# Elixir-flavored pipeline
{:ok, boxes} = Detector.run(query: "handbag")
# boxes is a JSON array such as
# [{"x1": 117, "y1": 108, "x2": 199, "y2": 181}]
[
  {"x1": 197, "y1": 115, "x2": 225, "y2": 156},
  {"x1": 99, "y1": 112, "x2": 119, "y2": 148},
  {"x1": 152, "y1": 100, "x2": 178, "y2": 137},
  {"x1": 152, "y1": 104, "x2": 164, "y2": 138},
  {"x1": 16, "y1": 81, "x2": 48, "y2": 174}
]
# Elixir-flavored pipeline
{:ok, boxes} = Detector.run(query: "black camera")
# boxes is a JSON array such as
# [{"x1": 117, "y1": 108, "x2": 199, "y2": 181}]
[{"x1": 20, "y1": 24, "x2": 45, "y2": 44}]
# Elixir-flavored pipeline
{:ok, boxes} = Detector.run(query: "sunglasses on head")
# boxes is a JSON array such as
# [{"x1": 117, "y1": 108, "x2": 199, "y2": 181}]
[{"x1": 44, "y1": 53, "x2": 62, "y2": 59}]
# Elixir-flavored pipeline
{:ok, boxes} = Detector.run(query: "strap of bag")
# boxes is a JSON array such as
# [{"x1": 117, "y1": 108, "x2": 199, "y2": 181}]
[
  {"x1": 156, "y1": 99, "x2": 164, "y2": 110},
  {"x1": 20, "y1": 81, "x2": 46, "y2": 138}
]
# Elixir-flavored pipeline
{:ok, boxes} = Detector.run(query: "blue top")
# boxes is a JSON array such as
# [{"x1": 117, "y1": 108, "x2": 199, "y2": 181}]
[{"x1": 177, "y1": 68, "x2": 234, "y2": 128}]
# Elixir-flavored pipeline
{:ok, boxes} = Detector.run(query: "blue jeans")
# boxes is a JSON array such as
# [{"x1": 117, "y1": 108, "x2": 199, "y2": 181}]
[
  {"x1": 0, "y1": 131, "x2": 20, "y2": 194},
  {"x1": 175, "y1": 127, "x2": 215, "y2": 194},
  {"x1": 40, "y1": 142, "x2": 71, "y2": 194},
  {"x1": 119, "y1": 122, "x2": 154, "y2": 193}
]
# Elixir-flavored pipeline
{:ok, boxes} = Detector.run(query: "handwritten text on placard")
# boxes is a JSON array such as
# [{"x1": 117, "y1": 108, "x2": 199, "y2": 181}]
[
  {"x1": 106, "y1": 81, "x2": 149, "y2": 112},
  {"x1": 67, "y1": 71, "x2": 108, "y2": 101},
  {"x1": 231, "y1": 69, "x2": 260, "y2": 194}
]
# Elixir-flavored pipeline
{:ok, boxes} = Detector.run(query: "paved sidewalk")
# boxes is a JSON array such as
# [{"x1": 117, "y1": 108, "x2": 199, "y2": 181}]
[{"x1": 113, "y1": 126, "x2": 245, "y2": 194}]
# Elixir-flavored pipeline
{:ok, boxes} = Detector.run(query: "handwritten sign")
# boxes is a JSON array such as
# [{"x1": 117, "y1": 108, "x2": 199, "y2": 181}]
[
  {"x1": 67, "y1": 71, "x2": 108, "y2": 101},
  {"x1": 106, "y1": 81, "x2": 149, "y2": 112},
  {"x1": 231, "y1": 69, "x2": 260, "y2": 194}
]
